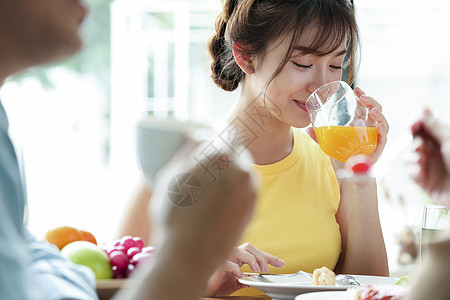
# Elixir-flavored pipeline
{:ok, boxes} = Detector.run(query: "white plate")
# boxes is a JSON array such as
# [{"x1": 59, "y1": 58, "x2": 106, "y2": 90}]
[
  {"x1": 238, "y1": 274, "x2": 398, "y2": 300},
  {"x1": 295, "y1": 291, "x2": 347, "y2": 300}
]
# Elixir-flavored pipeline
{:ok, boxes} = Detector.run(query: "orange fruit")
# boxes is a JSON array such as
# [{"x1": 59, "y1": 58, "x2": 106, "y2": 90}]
[
  {"x1": 80, "y1": 230, "x2": 97, "y2": 245},
  {"x1": 45, "y1": 226, "x2": 84, "y2": 250}
]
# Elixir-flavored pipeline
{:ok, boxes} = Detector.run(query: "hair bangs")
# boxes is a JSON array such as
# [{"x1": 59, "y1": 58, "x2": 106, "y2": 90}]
[
  {"x1": 294, "y1": 8, "x2": 349, "y2": 57},
  {"x1": 309, "y1": 18, "x2": 348, "y2": 56}
]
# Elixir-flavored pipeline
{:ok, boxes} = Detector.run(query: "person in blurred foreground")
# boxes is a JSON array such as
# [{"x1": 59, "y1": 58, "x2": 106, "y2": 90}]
[
  {"x1": 404, "y1": 108, "x2": 450, "y2": 300},
  {"x1": 0, "y1": 0, "x2": 258, "y2": 299}
]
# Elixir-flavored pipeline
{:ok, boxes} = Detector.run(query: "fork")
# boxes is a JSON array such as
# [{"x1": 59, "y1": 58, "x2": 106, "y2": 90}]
[
  {"x1": 250, "y1": 270, "x2": 312, "y2": 278},
  {"x1": 335, "y1": 274, "x2": 360, "y2": 286},
  {"x1": 249, "y1": 271, "x2": 361, "y2": 286}
]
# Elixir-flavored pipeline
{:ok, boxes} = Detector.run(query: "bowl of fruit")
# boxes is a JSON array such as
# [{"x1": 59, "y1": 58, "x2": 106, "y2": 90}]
[{"x1": 44, "y1": 227, "x2": 153, "y2": 300}]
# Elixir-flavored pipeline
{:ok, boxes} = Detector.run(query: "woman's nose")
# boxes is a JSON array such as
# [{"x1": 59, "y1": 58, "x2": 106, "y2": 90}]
[{"x1": 307, "y1": 70, "x2": 330, "y2": 93}]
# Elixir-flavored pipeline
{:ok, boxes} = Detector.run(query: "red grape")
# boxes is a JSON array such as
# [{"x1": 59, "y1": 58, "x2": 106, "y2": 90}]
[
  {"x1": 109, "y1": 245, "x2": 126, "y2": 255},
  {"x1": 120, "y1": 236, "x2": 136, "y2": 252},
  {"x1": 112, "y1": 266, "x2": 126, "y2": 279},
  {"x1": 109, "y1": 251, "x2": 128, "y2": 270},
  {"x1": 130, "y1": 252, "x2": 152, "y2": 267},
  {"x1": 133, "y1": 237, "x2": 144, "y2": 250},
  {"x1": 127, "y1": 247, "x2": 141, "y2": 259}
]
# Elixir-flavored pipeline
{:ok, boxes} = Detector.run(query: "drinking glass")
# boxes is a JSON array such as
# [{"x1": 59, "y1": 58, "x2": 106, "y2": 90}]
[
  {"x1": 306, "y1": 81, "x2": 378, "y2": 162},
  {"x1": 420, "y1": 204, "x2": 449, "y2": 260}
]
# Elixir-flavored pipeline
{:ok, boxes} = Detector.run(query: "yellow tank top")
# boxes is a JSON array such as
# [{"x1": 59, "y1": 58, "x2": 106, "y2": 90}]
[{"x1": 234, "y1": 128, "x2": 341, "y2": 296}]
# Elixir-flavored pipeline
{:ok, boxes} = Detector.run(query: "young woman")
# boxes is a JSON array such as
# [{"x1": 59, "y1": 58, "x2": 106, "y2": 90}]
[
  {"x1": 207, "y1": 0, "x2": 389, "y2": 279},
  {"x1": 116, "y1": 0, "x2": 390, "y2": 296}
]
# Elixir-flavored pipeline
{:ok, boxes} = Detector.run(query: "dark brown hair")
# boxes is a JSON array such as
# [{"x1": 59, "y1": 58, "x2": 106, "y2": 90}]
[{"x1": 208, "y1": 0, "x2": 360, "y2": 92}]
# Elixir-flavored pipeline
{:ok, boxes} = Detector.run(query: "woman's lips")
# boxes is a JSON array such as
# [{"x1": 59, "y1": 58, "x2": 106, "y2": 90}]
[{"x1": 294, "y1": 100, "x2": 307, "y2": 112}]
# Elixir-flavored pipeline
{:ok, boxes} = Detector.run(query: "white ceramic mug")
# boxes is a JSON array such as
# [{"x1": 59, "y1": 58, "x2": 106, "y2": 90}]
[{"x1": 135, "y1": 117, "x2": 213, "y2": 183}]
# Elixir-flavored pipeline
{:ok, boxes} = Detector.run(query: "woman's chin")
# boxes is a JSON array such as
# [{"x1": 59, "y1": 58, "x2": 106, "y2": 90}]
[{"x1": 290, "y1": 120, "x2": 310, "y2": 129}]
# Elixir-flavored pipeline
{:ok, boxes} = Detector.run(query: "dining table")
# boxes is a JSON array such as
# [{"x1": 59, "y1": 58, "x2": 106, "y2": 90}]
[
  {"x1": 96, "y1": 279, "x2": 271, "y2": 300},
  {"x1": 201, "y1": 297, "x2": 270, "y2": 300}
]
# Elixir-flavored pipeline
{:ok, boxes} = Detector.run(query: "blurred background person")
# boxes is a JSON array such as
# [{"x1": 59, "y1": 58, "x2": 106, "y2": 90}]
[{"x1": 405, "y1": 109, "x2": 450, "y2": 300}]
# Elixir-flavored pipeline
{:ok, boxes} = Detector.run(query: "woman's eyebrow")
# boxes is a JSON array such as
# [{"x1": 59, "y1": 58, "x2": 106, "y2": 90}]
[
  {"x1": 293, "y1": 45, "x2": 311, "y2": 52},
  {"x1": 335, "y1": 49, "x2": 347, "y2": 57},
  {"x1": 293, "y1": 46, "x2": 347, "y2": 57}
]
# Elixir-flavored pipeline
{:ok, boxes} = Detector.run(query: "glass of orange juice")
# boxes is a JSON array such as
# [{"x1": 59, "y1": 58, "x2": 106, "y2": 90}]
[{"x1": 306, "y1": 81, "x2": 378, "y2": 162}]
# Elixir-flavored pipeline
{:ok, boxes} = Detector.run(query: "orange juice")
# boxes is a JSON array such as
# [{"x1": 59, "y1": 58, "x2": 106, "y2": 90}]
[{"x1": 314, "y1": 126, "x2": 378, "y2": 162}]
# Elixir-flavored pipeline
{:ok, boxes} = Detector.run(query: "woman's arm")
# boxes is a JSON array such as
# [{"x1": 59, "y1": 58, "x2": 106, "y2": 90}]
[
  {"x1": 334, "y1": 87, "x2": 390, "y2": 276},
  {"x1": 114, "y1": 176, "x2": 153, "y2": 245},
  {"x1": 115, "y1": 177, "x2": 285, "y2": 297},
  {"x1": 334, "y1": 177, "x2": 389, "y2": 276}
]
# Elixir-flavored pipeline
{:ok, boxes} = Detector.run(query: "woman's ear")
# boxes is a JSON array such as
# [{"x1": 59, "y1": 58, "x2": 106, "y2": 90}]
[{"x1": 232, "y1": 41, "x2": 255, "y2": 74}]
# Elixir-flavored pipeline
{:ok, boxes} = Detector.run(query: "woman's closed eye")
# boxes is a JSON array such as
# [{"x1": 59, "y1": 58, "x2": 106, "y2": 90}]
[
  {"x1": 330, "y1": 65, "x2": 343, "y2": 70},
  {"x1": 292, "y1": 61, "x2": 312, "y2": 69},
  {"x1": 292, "y1": 61, "x2": 343, "y2": 70}
]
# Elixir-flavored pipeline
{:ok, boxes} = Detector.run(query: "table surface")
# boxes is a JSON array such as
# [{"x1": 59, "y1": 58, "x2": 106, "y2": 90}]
[
  {"x1": 96, "y1": 279, "x2": 271, "y2": 300},
  {"x1": 201, "y1": 297, "x2": 270, "y2": 300}
]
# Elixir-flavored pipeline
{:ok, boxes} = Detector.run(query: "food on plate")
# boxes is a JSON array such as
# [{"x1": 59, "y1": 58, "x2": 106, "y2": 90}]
[
  {"x1": 45, "y1": 226, "x2": 97, "y2": 250},
  {"x1": 344, "y1": 284, "x2": 408, "y2": 300},
  {"x1": 395, "y1": 275, "x2": 410, "y2": 286},
  {"x1": 61, "y1": 241, "x2": 114, "y2": 280},
  {"x1": 312, "y1": 266, "x2": 335, "y2": 286}
]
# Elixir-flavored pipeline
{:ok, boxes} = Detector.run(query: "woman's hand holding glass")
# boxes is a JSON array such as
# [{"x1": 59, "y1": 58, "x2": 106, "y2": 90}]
[
  {"x1": 306, "y1": 81, "x2": 388, "y2": 164},
  {"x1": 354, "y1": 87, "x2": 389, "y2": 164}
]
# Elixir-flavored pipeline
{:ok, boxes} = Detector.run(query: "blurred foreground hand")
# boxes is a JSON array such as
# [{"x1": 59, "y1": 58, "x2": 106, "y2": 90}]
[
  {"x1": 410, "y1": 109, "x2": 450, "y2": 209},
  {"x1": 116, "y1": 139, "x2": 258, "y2": 300}
]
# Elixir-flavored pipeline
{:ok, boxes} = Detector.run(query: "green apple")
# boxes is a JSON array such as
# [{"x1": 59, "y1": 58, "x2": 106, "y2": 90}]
[{"x1": 61, "y1": 241, "x2": 113, "y2": 280}]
